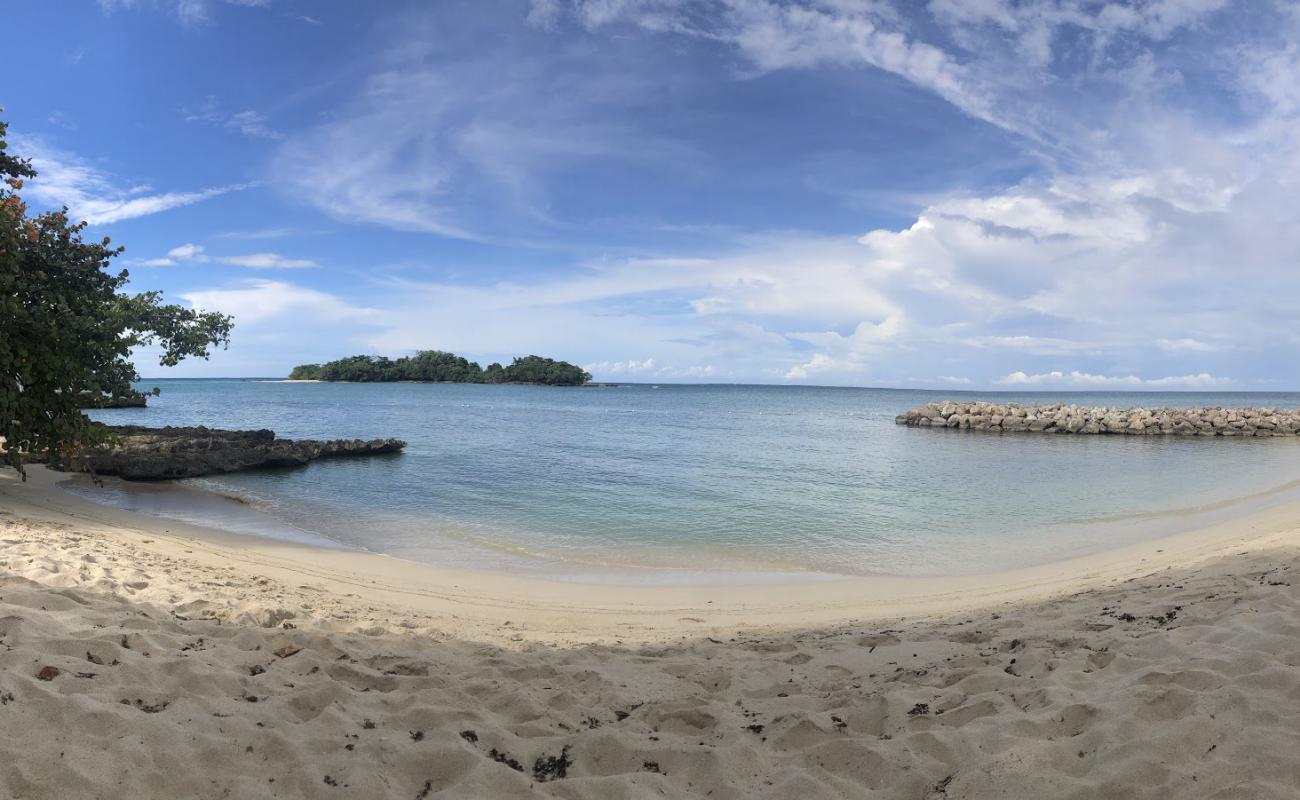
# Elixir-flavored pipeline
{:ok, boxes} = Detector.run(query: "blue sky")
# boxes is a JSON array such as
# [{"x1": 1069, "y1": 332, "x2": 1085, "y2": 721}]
[{"x1": 6, "y1": 0, "x2": 1300, "y2": 387}]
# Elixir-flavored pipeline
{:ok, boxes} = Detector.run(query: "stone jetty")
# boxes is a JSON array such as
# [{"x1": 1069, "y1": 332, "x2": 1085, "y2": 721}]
[{"x1": 896, "y1": 401, "x2": 1300, "y2": 436}]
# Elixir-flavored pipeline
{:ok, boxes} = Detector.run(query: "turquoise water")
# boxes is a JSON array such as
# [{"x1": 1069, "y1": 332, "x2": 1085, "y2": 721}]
[{"x1": 77, "y1": 380, "x2": 1300, "y2": 583}]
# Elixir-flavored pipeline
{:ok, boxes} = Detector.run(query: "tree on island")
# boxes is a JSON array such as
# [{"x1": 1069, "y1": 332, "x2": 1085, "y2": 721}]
[
  {"x1": 290, "y1": 351, "x2": 592, "y2": 386},
  {"x1": 0, "y1": 115, "x2": 234, "y2": 475}
]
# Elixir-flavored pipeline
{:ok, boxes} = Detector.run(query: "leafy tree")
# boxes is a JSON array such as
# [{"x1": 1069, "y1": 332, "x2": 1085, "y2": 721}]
[
  {"x1": 501, "y1": 355, "x2": 592, "y2": 386},
  {"x1": 288, "y1": 363, "x2": 323, "y2": 380},
  {"x1": 395, "y1": 350, "x2": 467, "y2": 382},
  {"x1": 0, "y1": 116, "x2": 233, "y2": 475}
]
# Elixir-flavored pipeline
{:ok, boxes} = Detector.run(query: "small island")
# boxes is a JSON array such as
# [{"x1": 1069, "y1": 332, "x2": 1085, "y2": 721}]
[{"x1": 289, "y1": 351, "x2": 593, "y2": 386}]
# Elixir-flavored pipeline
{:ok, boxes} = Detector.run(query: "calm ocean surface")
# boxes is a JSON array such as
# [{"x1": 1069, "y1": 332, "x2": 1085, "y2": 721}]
[{"x1": 75, "y1": 380, "x2": 1300, "y2": 584}]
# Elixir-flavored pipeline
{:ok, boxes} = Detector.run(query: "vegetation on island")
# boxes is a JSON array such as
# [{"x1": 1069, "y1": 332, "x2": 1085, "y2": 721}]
[
  {"x1": 289, "y1": 351, "x2": 592, "y2": 386},
  {"x1": 0, "y1": 115, "x2": 233, "y2": 475}
]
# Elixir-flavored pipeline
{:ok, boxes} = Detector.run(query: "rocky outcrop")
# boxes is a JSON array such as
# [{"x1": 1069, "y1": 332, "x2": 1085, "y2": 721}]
[
  {"x1": 51, "y1": 425, "x2": 406, "y2": 480},
  {"x1": 896, "y1": 402, "x2": 1300, "y2": 437}
]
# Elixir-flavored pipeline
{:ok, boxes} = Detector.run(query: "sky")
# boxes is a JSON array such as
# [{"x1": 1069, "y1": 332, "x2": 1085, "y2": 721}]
[{"x1": 5, "y1": 0, "x2": 1300, "y2": 388}]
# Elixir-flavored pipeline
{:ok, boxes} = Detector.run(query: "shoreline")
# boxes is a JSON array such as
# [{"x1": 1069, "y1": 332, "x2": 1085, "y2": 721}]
[
  {"x1": 54, "y1": 441, "x2": 1300, "y2": 586},
  {"x1": 4, "y1": 464, "x2": 1298, "y2": 645}
]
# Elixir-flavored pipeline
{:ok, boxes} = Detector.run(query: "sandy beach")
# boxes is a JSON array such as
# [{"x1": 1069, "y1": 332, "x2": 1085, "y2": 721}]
[{"x1": 1, "y1": 466, "x2": 1298, "y2": 798}]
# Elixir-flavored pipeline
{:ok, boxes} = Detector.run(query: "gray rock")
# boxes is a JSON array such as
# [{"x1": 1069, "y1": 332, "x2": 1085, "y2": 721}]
[
  {"x1": 895, "y1": 401, "x2": 1300, "y2": 438},
  {"x1": 50, "y1": 425, "x2": 406, "y2": 481}
]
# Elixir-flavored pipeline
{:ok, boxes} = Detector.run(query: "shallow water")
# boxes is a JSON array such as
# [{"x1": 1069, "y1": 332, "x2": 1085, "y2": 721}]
[{"x1": 76, "y1": 380, "x2": 1300, "y2": 583}]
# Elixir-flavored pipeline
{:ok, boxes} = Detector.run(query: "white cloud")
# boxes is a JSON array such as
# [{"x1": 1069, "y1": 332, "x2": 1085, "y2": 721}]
[
  {"x1": 966, "y1": 336, "x2": 1099, "y2": 355},
  {"x1": 47, "y1": 111, "x2": 78, "y2": 131},
  {"x1": 225, "y1": 110, "x2": 282, "y2": 140},
  {"x1": 212, "y1": 227, "x2": 307, "y2": 240},
  {"x1": 218, "y1": 253, "x2": 317, "y2": 269},
  {"x1": 526, "y1": 0, "x2": 563, "y2": 27},
  {"x1": 586, "y1": 358, "x2": 658, "y2": 373},
  {"x1": 184, "y1": 96, "x2": 283, "y2": 140},
  {"x1": 168, "y1": 243, "x2": 209, "y2": 261},
  {"x1": 561, "y1": 0, "x2": 995, "y2": 125},
  {"x1": 269, "y1": 20, "x2": 705, "y2": 241},
  {"x1": 151, "y1": 244, "x2": 317, "y2": 269},
  {"x1": 98, "y1": 0, "x2": 271, "y2": 29},
  {"x1": 15, "y1": 136, "x2": 241, "y2": 225},
  {"x1": 1156, "y1": 337, "x2": 1221, "y2": 353},
  {"x1": 996, "y1": 370, "x2": 1228, "y2": 388},
  {"x1": 582, "y1": 358, "x2": 717, "y2": 380},
  {"x1": 182, "y1": 280, "x2": 379, "y2": 325},
  {"x1": 785, "y1": 352, "x2": 836, "y2": 381},
  {"x1": 271, "y1": 70, "x2": 476, "y2": 239}
]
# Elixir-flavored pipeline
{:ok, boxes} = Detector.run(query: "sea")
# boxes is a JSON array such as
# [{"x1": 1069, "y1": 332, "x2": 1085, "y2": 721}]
[{"x1": 72, "y1": 380, "x2": 1300, "y2": 585}]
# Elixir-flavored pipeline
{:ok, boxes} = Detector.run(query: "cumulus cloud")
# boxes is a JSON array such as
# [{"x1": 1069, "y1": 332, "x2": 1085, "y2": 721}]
[{"x1": 168, "y1": 243, "x2": 210, "y2": 261}]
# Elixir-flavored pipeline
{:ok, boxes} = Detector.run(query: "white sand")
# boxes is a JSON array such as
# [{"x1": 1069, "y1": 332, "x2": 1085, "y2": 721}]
[{"x1": 1, "y1": 466, "x2": 1298, "y2": 798}]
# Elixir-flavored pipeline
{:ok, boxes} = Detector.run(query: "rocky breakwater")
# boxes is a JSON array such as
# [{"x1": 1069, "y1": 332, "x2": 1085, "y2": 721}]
[
  {"x1": 52, "y1": 425, "x2": 406, "y2": 480},
  {"x1": 896, "y1": 402, "x2": 1300, "y2": 437}
]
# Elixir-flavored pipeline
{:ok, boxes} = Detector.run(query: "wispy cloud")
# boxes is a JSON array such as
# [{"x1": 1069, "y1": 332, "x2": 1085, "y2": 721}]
[
  {"x1": 583, "y1": 357, "x2": 717, "y2": 380},
  {"x1": 183, "y1": 96, "x2": 283, "y2": 140},
  {"x1": 154, "y1": 243, "x2": 316, "y2": 269},
  {"x1": 98, "y1": 0, "x2": 271, "y2": 29},
  {"x1": 46, "y1": 111, "x2": 79, "y2": 131},
  {"x1": 1156, "y1": 338, "x2": 1222, "y2": 353},
  {"x1": 270, "y1": 17, "x2": 704, "y2": 241},
  {"x1": 996, "y1": 370, "x2": 1229, "y2": 388},
  {"x1": 212, "y1": 226, "x2": 310, "y2": 240},
  {"x1": 218, "y1": 253, "x2": 316, "y2": 269},
  {"x1": 182, "y1": 279, "x2": 377, "y2": 325},
  {"x1": 15, "y1": 136, "x2": 242, "y2": 225}
]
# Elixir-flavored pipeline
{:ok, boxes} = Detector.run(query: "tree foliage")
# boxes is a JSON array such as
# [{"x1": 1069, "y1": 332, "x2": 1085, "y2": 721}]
[
  {"x1": 290, "y1": 351, "x2": 592, "y2": 386},
  {"x1": 0, "y1": 116, "x2": 233, "y2": 474}
]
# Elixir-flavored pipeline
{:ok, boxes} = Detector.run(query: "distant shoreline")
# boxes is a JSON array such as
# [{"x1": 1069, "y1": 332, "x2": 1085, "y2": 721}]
[
  {"x1": 139, "y1": 379, "x2": 1300, "y2": 394},
  {"x1": 275, "y1": 379, "x2": 621, "y2": 387}
]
